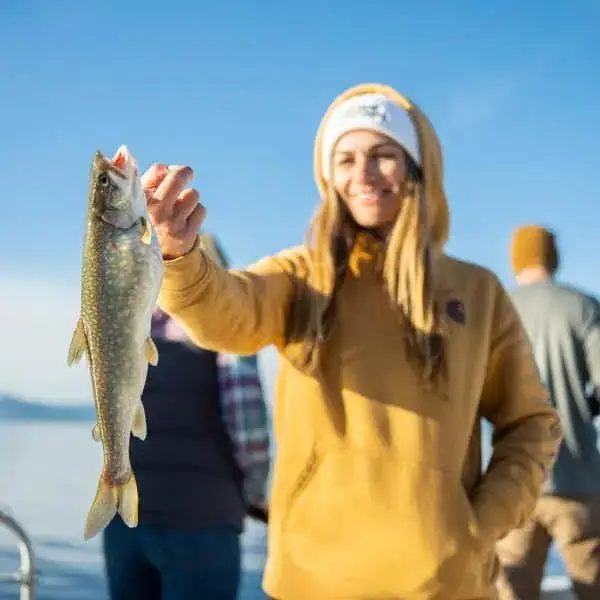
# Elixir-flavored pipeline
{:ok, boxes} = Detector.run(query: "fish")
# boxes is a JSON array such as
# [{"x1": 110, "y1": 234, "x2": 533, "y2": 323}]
[{"x1": 67, "y1": 145, "x2": 163, "y2": 540}]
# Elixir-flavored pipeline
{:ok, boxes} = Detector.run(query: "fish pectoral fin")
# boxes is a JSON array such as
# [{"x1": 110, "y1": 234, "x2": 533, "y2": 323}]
[
  {"x1": 91, "y1": 424, "x2": 101, "y2": 442},
  {"x1": 145, "y1": 336, "x2": 159, "y2": 366},
  {"x1": 140, "y1": 217, "x2": 153, "y2": 246},
  {"x1": 131, "y1": 403, "x2": 147, "y2": 441},
  {"x1": 67, "y1": 318, "x2": 88, "y2": 366},
  {"x1": 83, "y1": 475, "x2": 139, "y2": 540}
]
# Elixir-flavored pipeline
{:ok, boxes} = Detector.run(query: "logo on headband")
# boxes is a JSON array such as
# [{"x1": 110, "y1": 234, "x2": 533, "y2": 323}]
[{"x1": 344, "y1": 100, "x2": 390, "y2": 124}]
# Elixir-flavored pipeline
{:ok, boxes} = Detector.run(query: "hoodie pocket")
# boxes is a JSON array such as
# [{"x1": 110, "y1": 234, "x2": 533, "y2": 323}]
[{"x1": 280, "y1": 448, "x2": 493, "y2": 598}]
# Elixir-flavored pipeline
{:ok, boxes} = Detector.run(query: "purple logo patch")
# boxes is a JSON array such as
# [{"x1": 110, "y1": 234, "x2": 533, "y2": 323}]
[{"x1": 446, "y1": 299, "x2": 466, "y2": 325}]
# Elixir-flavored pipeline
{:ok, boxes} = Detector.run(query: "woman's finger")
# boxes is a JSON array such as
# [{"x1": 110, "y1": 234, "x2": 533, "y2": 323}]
[
  {"x1": 182, "y1": 203, "x2": 207, "y2": 239},
  {"x1": 141, "y1": 163, "x2": 169, "y2": 191},
  {"x1": 172, "y1": 188, "x2": 200, "y2": 230},
  {"x1": 149, "y1": 166, "x2": 194, "y2": 221}
]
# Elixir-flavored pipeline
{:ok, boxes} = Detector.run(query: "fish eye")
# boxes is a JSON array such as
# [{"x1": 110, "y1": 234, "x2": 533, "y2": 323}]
[{"x1": 98, "y1": 173, "x2": 111, "y2": 188}]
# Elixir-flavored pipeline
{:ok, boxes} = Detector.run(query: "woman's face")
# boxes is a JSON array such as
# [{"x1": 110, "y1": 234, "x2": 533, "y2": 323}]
[{"x1": 331, "y1": 130, "x2": 407, "y2": 232}]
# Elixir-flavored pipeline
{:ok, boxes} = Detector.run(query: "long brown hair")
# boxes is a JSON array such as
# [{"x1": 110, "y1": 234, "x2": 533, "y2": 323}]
[{"x1": 284, "y1": 84, "x2": 450, "y2": 385}]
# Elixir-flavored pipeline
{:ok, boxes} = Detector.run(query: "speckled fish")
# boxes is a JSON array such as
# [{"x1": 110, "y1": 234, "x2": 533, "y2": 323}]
[{"x1": 67, "y1": 145, "x2": 163, "y2": 540}]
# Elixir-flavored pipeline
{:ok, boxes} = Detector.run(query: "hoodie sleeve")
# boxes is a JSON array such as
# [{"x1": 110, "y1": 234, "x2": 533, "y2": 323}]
[
  {"x1": 157, "y1": 236, "x2": 305, "y2": 355},
  {"x1": 472, "y1": 276, "x2": 563, "y2": 543}
]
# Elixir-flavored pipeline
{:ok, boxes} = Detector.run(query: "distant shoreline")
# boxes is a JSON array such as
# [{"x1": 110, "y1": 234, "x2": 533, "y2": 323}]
[
  {"x1": 0, "y1": 417, "x2": 95, "y2": 423},
  {"x1": 0, "y1": 395, "x2": 94, "y2": 422}
]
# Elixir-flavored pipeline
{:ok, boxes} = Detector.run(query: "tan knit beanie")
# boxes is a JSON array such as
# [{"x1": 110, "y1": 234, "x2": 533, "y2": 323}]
[{"x1": 510, "y1": 224, "x2": 559, "y2": 275}]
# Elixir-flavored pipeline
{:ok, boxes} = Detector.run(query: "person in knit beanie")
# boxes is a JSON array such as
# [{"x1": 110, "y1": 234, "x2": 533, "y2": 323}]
[
  {"x1": 496, "y1": 225, "x2": 600, "y2": 600},
  {"x1": 143, "y1": 83, "x2": 562, "y2": 599},
  {"x1": 510, "y1": 224, "x2": 559, "y2": 280}
]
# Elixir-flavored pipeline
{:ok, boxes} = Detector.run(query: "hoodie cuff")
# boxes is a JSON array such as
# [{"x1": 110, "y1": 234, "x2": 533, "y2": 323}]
[
  {"x1": 472, "y1": 489, "x2": 515, "y2": 543},
  {"x1": 160, "y1": 236, "x2": 210, "y2": 292}
]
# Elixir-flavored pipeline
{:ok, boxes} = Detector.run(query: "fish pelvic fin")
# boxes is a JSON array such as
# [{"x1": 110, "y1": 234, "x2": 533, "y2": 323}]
[
  {"x1": 83, "y1": 474, "x2": 139, "y2": 541},
  {"x1": 67, "y1": 318, "x2": 87, "y2": 366},
  {"x1": 145, "y1": 336, "x2": 159, "y2": 366},
  {"x1": 131, "y1": 402, "x2": 147, "y2": 441},
  {"x1": 140, "y1": 217, "x2": 153, "y2": 246}
]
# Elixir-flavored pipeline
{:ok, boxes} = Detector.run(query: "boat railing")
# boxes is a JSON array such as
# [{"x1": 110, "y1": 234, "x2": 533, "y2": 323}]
[{"x1": 0, "y1": 508, "x2": 37, "y2": 600}]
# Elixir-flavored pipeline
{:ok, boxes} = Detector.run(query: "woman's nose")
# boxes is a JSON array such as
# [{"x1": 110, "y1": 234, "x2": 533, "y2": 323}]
[{"x1": 353, "y1": 155, "x2": 375, "y2": 183}]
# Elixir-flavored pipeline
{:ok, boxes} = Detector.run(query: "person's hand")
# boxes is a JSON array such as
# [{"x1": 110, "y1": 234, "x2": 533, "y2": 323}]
[
  {"x1": 246, "y1": 500, "x2": 269, "y2": 523},
  {"x1": 255, "y1": 499, "x2": 269, "y2": 512},
  {"x1": 142, "y1": 163, "x2": 206, "y2": 260}
]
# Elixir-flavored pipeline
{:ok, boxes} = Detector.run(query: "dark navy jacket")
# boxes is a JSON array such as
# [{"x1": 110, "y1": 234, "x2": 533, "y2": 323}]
[{"x1": 130, "y1": 335, "x2": 246, "y2": 531}]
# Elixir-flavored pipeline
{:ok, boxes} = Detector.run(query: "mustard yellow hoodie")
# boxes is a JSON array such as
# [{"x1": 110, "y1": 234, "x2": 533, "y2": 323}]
[{"x1": 158, "y1": 84, "x2": 562, "y2": 599}]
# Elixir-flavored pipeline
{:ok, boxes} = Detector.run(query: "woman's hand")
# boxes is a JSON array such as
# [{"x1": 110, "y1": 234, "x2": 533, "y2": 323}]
[{"x1": 142, "y1": 163, "x2": 206, "y2": 260}]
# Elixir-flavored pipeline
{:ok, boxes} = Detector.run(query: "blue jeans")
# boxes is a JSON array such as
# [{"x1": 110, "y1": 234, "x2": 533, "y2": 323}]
[{"x1": 102, "y1": 517, "x2": 241, "y2": 600}]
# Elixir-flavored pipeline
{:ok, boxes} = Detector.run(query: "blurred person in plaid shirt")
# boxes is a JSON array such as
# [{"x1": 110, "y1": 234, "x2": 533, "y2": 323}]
[{"x1": 101, "y1": 232, "x2": 271, "y2": 600}]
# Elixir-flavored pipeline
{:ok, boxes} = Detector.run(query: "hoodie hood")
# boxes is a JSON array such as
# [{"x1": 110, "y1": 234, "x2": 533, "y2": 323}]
[{"x1": 313, "y1": 83, "x2": 450, "y2": 250}]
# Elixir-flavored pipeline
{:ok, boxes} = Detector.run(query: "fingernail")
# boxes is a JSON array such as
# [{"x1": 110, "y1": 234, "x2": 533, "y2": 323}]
[{"x1": 177, "y1": 166, "x2": 193, "y2": 179}]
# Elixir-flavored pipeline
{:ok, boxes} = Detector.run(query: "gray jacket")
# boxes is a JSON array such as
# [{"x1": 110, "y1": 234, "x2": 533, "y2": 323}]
[{"x1": 511, "y1": 279, "x2": 600, "y2": 495}]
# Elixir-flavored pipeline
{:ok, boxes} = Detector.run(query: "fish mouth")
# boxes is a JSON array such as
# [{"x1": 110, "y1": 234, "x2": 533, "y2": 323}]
[
  {"x1": 112, "y1": 145, "x2": 139, "y2": 177},
  {"x1": 93, "y1": 145, "x2": 138, "y2": 180}
]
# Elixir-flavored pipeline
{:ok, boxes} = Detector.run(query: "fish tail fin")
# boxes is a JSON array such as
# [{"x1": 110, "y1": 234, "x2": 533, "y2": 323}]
[
  {"x1": 84, "y1": 477, "x2": 117, "y2": 540},
  {"x1": 83, "y1": 474, "x2": 139, "y2": 540},
  {"x1": 117, "y1": 474, "x2": 139, "y2": 528}
]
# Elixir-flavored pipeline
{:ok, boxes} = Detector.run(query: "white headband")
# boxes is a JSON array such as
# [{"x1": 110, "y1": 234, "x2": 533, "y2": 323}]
[{"x1": 320, "y1": 93, "x2": 421, "y2": 180}]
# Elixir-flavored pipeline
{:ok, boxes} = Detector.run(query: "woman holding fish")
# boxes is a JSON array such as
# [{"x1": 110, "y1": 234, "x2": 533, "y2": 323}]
[{"x1": 144, "y1": 83, "x2": 563, "y2": 600}]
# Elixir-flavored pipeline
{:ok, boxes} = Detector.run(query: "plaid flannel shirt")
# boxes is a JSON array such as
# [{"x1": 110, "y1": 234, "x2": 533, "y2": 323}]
[{"x1": 217, "y1": 352, "x2": 271, "y2": 506}]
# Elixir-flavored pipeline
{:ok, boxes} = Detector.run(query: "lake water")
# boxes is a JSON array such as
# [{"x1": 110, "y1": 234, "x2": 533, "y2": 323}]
[
  {"x1": 0, "y1": 422, "x2": 568, "y2": 599},
  {"x1": 0, "y1": 422, "x2": 268, "y2": 599}
]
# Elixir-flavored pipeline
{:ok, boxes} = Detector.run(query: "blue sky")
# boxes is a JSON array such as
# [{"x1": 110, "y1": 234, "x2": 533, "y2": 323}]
[{"x1": 1, "y1": 0, "x2": 598, "y2": 402}]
